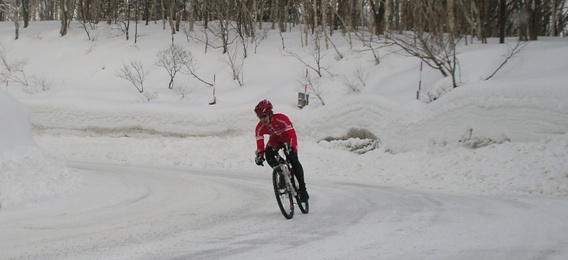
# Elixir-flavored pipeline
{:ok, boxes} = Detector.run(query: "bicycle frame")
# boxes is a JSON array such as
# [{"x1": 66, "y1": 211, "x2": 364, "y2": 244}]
[{"x1": 274, "y1": 145, "x2": 297, "y2": 198}]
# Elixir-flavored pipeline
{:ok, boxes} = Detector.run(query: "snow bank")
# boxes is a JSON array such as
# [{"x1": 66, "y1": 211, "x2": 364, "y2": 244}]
[{"x1": 0, "y1": 90, "x2": 81, "y2": 208}]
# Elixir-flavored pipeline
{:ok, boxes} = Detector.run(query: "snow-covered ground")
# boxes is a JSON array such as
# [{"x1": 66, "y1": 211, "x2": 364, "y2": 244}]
[{"x1": 1, "y1": 21, "x2": 568, "y2": 259}]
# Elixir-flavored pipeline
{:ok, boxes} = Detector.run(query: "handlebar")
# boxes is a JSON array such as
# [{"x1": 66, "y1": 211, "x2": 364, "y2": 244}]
[
  {"x1": 257, "y1": 143, "x2": 291, "y2": 164},
  {"x1": 257, "y1": 143, "x2": 289, "y2": 155}
]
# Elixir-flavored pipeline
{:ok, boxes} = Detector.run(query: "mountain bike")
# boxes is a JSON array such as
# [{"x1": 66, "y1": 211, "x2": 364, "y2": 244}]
[{"x1": 272, "y1": 143, "x2": 309, "y2": 219}]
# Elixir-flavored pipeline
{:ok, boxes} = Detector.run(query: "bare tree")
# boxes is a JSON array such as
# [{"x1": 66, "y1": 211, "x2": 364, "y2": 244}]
[
  {"x1": 183, "y1": 21, "x2": 211, "y2": 53},
  {"x1": 391, "y1": 1, "x2": 462, "y2": 89},
  {"x1": 173, "y1": 84, "x2": 192, "y2": 99},
  {"x1": 140, "y1": 91, "x2": 159, "y2": 102},
  {"x1": 116, "y1": 59, "x2": 149, "y2": 93},
  {"x1": 0, "y1": 0, "x2": 22, "y2": 39},
  {"x1": 284, "y1": 33, "x2": 331, "y2": 78},
  {"x1": 28, "y1": 75, "x2": 53, "y2": 94},
  {"x1": 224, "y1": 41, "x2": 245, "y2": 86},
  {"x1": 348, "y1": 25, "x2": 387, "y2": 65},
  {"x1": 342, "y1": 64, "x2": 368, "y2": 93},
  {"x1": 207, "y1": 19, "x2": 233, "y2": 54},
  {"x1": 155, "y1": 43, "x2": 193, "y2": 89},
  {"x1": 0, "y1": 43, "x2": 55, "y2": 94},
  {"x1": 0, "y1": 44, "x2": 29, "y2": 87}
]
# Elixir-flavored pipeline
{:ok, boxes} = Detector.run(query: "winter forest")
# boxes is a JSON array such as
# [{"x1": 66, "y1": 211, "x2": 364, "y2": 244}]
[
  {"x1": 1, "y1": 0, "x2": 567, "y2": 97},
  {"x1": 1, "y1": 0, "x2": 567, "y2": 41}
]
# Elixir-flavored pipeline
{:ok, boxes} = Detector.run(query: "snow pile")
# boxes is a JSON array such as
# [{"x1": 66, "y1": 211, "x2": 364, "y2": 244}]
[{"x1": 0, "y1": 90, "x2": 81, "y2": 208}]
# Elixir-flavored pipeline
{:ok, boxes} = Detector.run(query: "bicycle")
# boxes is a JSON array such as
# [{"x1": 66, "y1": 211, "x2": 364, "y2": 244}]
[{"x1": 271, "y1": 143, "x2": 309, "y2": 219}]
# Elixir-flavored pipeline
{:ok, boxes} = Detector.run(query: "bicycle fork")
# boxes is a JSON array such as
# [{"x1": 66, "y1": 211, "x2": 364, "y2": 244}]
[{"x1": 280, "y1": 164, "x2": 297, "y2": 197}]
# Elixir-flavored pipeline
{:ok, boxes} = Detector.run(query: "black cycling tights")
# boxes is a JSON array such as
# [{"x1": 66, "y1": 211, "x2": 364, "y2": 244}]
[{"x1": 265, "y1": 146, "x2": 306, "y2": 191}]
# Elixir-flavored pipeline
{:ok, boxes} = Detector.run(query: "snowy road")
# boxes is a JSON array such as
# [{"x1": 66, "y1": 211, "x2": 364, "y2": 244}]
[{"x1": 1, "y1": 162, "x2": 568, "y2": 260}]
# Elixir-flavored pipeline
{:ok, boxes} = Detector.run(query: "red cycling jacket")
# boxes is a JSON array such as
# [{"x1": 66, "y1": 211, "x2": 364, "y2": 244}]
[{"x1": 255, "y1": 113, "x2": 298, "y2": 156}]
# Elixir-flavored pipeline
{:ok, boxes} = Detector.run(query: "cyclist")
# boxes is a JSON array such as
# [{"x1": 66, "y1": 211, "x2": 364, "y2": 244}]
[{"x1": 254, "y1": 99, "x2": 309, "y2": 202}]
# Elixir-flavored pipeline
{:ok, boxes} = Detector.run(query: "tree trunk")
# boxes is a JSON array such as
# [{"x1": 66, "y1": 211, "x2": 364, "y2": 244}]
[
  {"x1": 169, "y1": 0, "x2": 176, "y2": 35},
  {"x1": 60, "y1": 0, "x2": 70, "y2": 36},
  {"x1": 22, "y1": 0, "x2": 30, "y2": 28},
  {"x1": 448, "y1": 0, "x2": 456, "y2": 48},
  {"x1": 550, "y1": 0, "x2": 557, "y2": 36},
  {"x1": 528, "y1": 0, "x2": 540, "y2": 40},
  {"x1": 499, "y1": 0, "x2": 506, "y2": 43},
  {"x1": 369, "y1": 0, "x2": 386, "y2": 35}
]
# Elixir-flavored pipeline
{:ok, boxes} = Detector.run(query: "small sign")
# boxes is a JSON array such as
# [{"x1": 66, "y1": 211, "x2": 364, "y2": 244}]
[{"x1": 298, "y1": 92, "x2": 309, "y2": 108}]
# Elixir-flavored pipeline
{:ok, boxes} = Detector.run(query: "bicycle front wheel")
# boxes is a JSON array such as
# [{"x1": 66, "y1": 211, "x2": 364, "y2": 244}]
[{"x1": 273, "y1": 168, "x2": 294, "y2": 219}]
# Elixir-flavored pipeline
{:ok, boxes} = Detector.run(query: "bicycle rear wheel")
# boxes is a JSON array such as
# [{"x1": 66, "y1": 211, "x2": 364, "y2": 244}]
[
  {"x1": 292, "y1": 176, "x2": 309, "y2": 214},
  {"x1": 273, "y1": 168, "x2": 294, "y2": 219}
]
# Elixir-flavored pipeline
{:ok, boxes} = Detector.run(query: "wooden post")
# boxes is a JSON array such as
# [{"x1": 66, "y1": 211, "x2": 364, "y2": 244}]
[{"x1": 209, "y1": 74, "x2": 216, "y2": 105}]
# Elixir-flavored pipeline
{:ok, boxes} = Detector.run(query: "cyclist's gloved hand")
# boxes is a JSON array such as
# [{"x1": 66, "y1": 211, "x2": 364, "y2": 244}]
[
  {"x1": 255, "y1": 152, "x2": 265, "y2": 166},
  {"x1": 255, "y1": 156, "x2": 265, "y2": 166}
]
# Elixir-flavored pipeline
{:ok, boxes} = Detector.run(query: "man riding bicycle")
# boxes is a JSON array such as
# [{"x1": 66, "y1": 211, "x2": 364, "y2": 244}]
[{"x1": 254, "y1": 99, "x2": 309, "y2": 202}]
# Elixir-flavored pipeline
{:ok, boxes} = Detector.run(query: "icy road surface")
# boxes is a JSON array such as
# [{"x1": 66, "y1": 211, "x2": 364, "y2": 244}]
[{"x1": 1, "y1": 162, "x2": 568, "y2": 260}]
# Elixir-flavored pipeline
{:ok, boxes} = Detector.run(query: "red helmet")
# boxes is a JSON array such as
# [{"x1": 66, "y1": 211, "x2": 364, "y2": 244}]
[{"x1": 254, "y1": 99, "x2": 273, "y2": 117}]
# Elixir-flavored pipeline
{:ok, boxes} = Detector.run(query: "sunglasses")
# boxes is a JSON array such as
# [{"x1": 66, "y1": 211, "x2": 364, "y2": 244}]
[{"x1": 257, "y1": 113, "x2": 269, "y2": 118}]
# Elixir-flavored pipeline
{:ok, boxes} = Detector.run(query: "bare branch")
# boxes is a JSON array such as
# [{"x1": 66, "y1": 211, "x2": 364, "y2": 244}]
[
  {"x1": 485, "y1": 41, "x2": 526, "y2": 81},
  {"x1": 298, "y1": 70, "x2": 325, "y2": 106}
]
